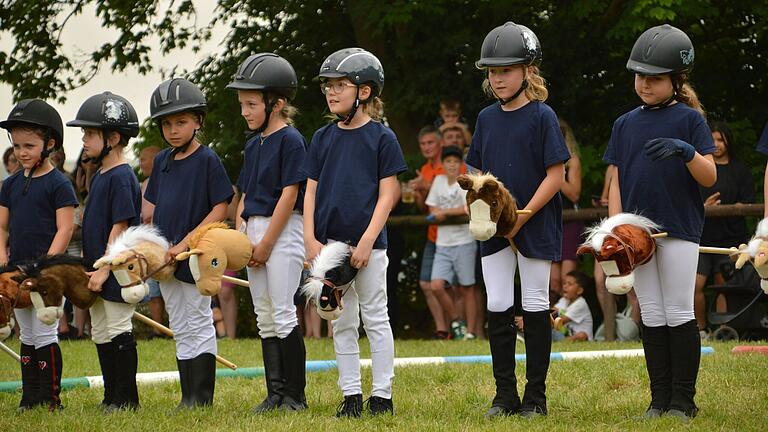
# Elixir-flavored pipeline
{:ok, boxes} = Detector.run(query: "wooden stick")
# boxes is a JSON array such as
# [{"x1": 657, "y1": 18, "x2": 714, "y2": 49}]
[
  {"x1": 132, "y1": 312, "x2": 237, "y2": 370},
  {"x1": 699, "y1": 246, "x2": 737, "y2": 256},
  {"x1": 650, "y1": 232, "x2": 668, "y2": 238},
  {"x1": 0, "y1": 340, "x2": 21, "y2": 363},
  {"x1": 222, "y1": 274, "x2": 250, "y2": 288},
  {"x1": 516, "y1": 210, "x2": 532, "y2": 214}
]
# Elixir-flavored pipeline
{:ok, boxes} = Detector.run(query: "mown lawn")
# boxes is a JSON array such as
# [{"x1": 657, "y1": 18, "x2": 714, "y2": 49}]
[{"x1": 0, "y1": 337, "x2": 766, "y2": 431}]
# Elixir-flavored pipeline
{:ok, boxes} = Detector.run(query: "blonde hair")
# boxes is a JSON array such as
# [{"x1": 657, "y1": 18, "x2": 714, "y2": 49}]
[
  {"x1": 558, "y1": 117, "x2": 580, "y2": 157},
  {"x1": 675, "y1": 74, "x2": 704, "y2": 117},
  {"x1": 277, "y1": 99, "x2": 298, "y2": 125},
  {"x1": 481, "y1": 65, "x2": 548, "y2": 102}
]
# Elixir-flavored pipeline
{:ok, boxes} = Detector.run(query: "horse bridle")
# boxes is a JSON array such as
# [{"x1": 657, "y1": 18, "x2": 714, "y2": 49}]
[
  {"x1": 310, "y1": 277, "x2": 349, "y2": 309},
  {"x1": 115, "y1": 251, "x2": 176, "y2": 288},
  {"x1": 596, "y1": 230, "x2": 656, "y2": 270}
]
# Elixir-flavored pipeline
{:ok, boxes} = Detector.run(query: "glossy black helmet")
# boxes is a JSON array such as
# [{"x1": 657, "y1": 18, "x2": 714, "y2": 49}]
[
  {"x1": 227, "y1": 53, "x2": 298, "y2": 100},
  {"x1": 66, "y1": 92, "x2": 139, "y2": 137},
  {"x1": 0, "y1": 99, "x2": 63, "y2": 149},
  {"x1": 318, "y1": 48, "x2": 384, "y2": 97},
  {"x1": 149, "y1": 78, "x2": 207, "y2": 121},
  {"x1": 476, "y1": 22, "x2": 542, "y2": 68},
  {"x1": 627, "y1": 24, "x2": 694, "y2": 76}
]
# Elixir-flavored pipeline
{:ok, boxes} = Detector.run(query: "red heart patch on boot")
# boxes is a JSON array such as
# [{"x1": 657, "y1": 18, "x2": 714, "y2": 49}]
[
  {"x1": 20, "y1": 356, "x2": 30, "y2": 365},
  {"x1": 38, "y1": 360, "x2": 47, "y2": 370}
]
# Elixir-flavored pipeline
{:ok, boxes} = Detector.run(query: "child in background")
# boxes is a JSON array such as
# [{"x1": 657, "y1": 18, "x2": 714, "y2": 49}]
[{"x1": 552, "y1": 271, "x2": 593, "y2": 341}]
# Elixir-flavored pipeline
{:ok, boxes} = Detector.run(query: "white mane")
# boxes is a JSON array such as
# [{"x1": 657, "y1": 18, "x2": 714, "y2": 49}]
[
  {"x1": 583, "y1": 213, "x2": 661, "y2": 250},
  {"x1": 746, "y1": 218, "x2": 768, "y2": 257},
  {"x1": 301, "y1": 242, "x2": 352, "y2": 301},
  {"x1": 102, "y1": 224, "x2": 170, "y2": 261},
  {"x1": 466, "y1": 172, "x2": 500, "y2": 192}
]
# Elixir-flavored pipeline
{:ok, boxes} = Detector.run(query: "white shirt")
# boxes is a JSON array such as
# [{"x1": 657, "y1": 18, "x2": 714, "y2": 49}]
[
  {"x1": 554, "y1": 296, "x2": 594, "y2": 340},
  {"x1": 425, "y1": 174, "x2": 474, "y2": 247}
]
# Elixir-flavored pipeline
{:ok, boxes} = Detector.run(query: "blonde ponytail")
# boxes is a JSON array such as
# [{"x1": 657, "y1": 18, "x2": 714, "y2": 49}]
[{"x1": 675, "y1": 74, "x2": 704, "y2": 117}]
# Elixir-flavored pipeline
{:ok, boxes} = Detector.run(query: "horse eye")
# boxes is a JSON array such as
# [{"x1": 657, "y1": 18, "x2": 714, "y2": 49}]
[
  {"x1": 491, "y1": 201, "x2": 498, "y2": 207},
  {"x1": 127, "y1": 264, "x2": 134, "y2": 270},
  {"x1": 211, "y1": 258, "x2": 219, "y2": 268}
]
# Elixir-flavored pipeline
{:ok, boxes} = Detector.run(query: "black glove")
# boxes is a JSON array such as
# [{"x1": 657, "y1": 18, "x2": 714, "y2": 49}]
[{"x1": 644, "y1": 138, "x2": 696, "y2": 162}]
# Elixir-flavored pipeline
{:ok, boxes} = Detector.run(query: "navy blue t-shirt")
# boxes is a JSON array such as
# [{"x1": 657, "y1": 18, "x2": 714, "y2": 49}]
[
  {"x1": 302, "y1": 120, "x2": 407, "y2": 249},
  {"x1": 144, "y1": 145, "x2": 234, "y2": 283},
  {"x1": 604, "y1": 103, "x2": 715, "y2": 243},
  {"x1": 0, "y1": 169, "x2": 78, "y2": 264},
  {"x1": 756, "y1": 122, "x2": 768, "y2": 155},
  {"x1": 82, "y1": 164, "x2": 141, "y2": 303},
  {"x1": 466, "y1": 101, "x2": 570, "y2": 260},
  {"x1": 240, "y1": 126, "x2": 307, "y2": 219}
]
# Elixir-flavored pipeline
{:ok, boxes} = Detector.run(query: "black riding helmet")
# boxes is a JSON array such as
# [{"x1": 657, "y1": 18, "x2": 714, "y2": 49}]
[
  {"x1": 627, "y1": 24, "x2": 694, "y2": 110},
  {"x1": 627, "y1": 24, "x2": 694, "y2": 76},
  {"x1": 476, "y1": 22, "x2": 542, "y2": 105},
  {"x1": 0, "y1": 99, "x2": 63, "y2": 193},
  {"x1": 318, "y1": 48, "x2": 384, "y2": 124},
  {"x1": 227, "y1": 53, "x2": 298, "y2": 133},
  {"x1": 149, "y1": 78, "x2": 207, "y2": 169},
  {"x1": 67, "y1": 92, "x2": 139, "y2": 164}
]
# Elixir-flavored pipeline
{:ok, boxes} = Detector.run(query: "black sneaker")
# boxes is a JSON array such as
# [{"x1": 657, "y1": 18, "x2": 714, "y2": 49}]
[
  {"x1": 366, "y1": 396, "x2": 393, "y2": 416},
  {"x1": 335, "y1": 394, "x2": 363, "y2": 418}
]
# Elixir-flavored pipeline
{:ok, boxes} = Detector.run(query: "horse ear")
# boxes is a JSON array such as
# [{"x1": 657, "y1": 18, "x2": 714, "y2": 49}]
[
  {"x1": 576, "y1": 245, "x2": 594, "y2": 256},
  {"x1": 175, "y1": 249, "x2": 202, "y2": 261},
  {"x1": 457, "y1": 175, "x2": 472, "y2": 191}
]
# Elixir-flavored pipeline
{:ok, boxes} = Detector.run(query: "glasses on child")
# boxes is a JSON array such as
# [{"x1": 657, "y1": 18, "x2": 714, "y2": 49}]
[{"x1": 320, "y1": 82, "x2": 357, "y2": 95}]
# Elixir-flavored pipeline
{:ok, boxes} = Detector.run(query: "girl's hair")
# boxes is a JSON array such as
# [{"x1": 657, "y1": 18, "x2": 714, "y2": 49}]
[
  {"x1": 709, "y1": 120, "x2": 735, "y2": 152},
  {"x1": 674, "y1": 73, "x2": 704, "y2": 117},
  {"x1": 558, "y1": 117, "x2": 580, "y2": 157},
  {"x1": 482, "y1": 65, "x2": 548, "y2": 102},
  {"x1": 278, "y1": 100, "x2": 299, "y2": 125},
  {"x1": 3, "y1": 147, "x2": 14, "y2": 165},
  {"x1": 10, "y1": 125, "x2": 47, "y2": 142}
]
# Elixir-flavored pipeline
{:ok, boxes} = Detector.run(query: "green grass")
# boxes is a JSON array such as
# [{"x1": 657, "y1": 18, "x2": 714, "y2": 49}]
[{"x1": 0, "y1": 338, "x2": 766, "y2": 431}]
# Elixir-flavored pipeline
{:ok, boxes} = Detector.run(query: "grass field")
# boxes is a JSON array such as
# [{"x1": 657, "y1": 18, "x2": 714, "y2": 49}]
[{"x1": 0, "y1": 337, "x2": 766, "y2": 431}]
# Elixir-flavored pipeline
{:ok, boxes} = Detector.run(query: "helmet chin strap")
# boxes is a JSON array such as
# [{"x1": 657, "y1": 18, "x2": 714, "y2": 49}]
[
  {"x1": 642, "y1": 75, "x2": 679, "y2": 110},
  {"x1": 339, "y1": 87, "x2": 361, "y2": 125},
  {"x1": 252, "y1": 93, "x2": 274, "y2": 134},
  {"x1": 84, "y1": 132, "x2": 113, "y2": 165},
  {"x1": 493, "y1": 67, "x2": 529, "y2": 106},
  {"x1": 161, "y1": 128, "x2": 197, "y2": 173},
  {"x1": 23, "y1": 129, "x2": 52, "y2": 195}
]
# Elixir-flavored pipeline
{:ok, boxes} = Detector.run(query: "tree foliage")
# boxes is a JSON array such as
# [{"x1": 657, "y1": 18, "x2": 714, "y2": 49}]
[{"x1": 2, "y1": 0, "x2": 767, "y2": 199}]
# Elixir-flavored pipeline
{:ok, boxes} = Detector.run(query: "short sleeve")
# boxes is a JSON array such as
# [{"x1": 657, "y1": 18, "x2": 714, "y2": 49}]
[
  {"x1": 302, "y1": 131, "x2": 322, "y2": 181},
  {"x1": 235, "y1": 166, "x2": 246, "y2": 193},
  {"x1": 690, "y1": 115, "x2": 715, "y2": 155},
  {"x1": 425, "y1": 176, "x2": 442, "y2": 207},
  {"x1": 541, "y1": 109, "x2": 570, "y2": 168},
  {"x1": 565, "y1": 298, "x2": 591, "y2": 324},
  {"x1": 53, "y1": 178, "x2": 78, "y2": 209},
  {"x1": 0, "y1": 179, "x2": 11, "y2": 208},
  {"x1": 757, "y1": 122, "x2": 768, "y2": 156},
  {"x1": 280, "y1": 135, "x2": 308, "y2": 188},
  {"x1": 465, "y1": 118, "x2": 482, "y2": 170},
  {"x1": 377, "y1": 134, "x2": 407, "y2": 179},
  {"x1": 206, "y1": 153, "x2": 234, "y2": 207},
  {"x1": 109, "y1": 175, "x2": 139, "y2": 225},
  {"x1": 143, "y1": 152, "x2": 164, "y2": 204}
]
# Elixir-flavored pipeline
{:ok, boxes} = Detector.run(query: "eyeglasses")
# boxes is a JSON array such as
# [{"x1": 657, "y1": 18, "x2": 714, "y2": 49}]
[{"x1": 320, "y1": 82, "x2": 357, "y2": 95}]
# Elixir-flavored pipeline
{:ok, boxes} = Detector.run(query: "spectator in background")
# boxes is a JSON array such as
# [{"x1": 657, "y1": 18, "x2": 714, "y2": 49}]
[
  {"x1": 434, "y1": 98, "x2": 468, "y2": 128},
  {"x1": 695, "y1": 120, "x2": 754, "y2": 339},
  {"x1": 3, "y1": 147, "x2": 19, "y2": 176},
  {"x1": 440, "y1": 123, "x2": 472, "y2": 154},
  {"x1": 552, "y1": 270, "x2": 594, "y2": 341},
  {"x1": 550, "y1": 119, "x2": 583, "y2": 302}
]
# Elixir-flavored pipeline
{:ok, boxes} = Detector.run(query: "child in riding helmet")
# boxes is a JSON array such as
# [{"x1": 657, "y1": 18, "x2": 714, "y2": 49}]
[
  {"x1": 0, "y1": 99, "x2": 78, "y2": 412},
  {"x1": 227, "y1": 53, "x2": 308, "y2": 412},
  {"x1": 143, "y1": 78, "x2": 234, "y2": 408},
  {"x1": 303, "y1": 48, "x2": 406, "y2": 417},
  {"x1": 605, "y1": 24, "x2": 716, "y2": 422},
  {"x1": 67, "y1": 92, "x2": 143, "y2": 412},
  {"x1": 466, "y1": 22, "x2": 570, "y2": 418}
]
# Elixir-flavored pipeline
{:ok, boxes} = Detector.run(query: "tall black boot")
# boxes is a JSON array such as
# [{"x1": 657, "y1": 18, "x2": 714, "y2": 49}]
[
  {"x1": 641, "y1": 324, "x2": 672, "y2": 416},
  {"x1": 107, "y1": 332, "x2": 139, "y2": 412},
  {"x1": 278, "y1": 326, "x2": 307, "y2": 411},
  {"x1": 667, "y1": 320, "x2": 700, "y2": 419},
  {"x1": 189, "y1": 353, "x2": 216, "y2": 407},
  {"x1": 95, "y1": 342, "x2": 117, "y2": 410},
  {"x1": 36, "y1": 343, "x2": 63, "y2": 411},
  {"x1": 520, "y1": 310, "x2": 551, "y2": 417},
  {"x1": 485, "y1": 307, "x2": 521, "y2": 417},
  {"x1": 252, "y1": 337, "x2": 284, "y2": 413},
  {"x1": 18, "y1": 343, "x2": 40, "y2": 412},
  {"x1": 176, "y1": 358, "x2": 193, "y2": 409}
]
